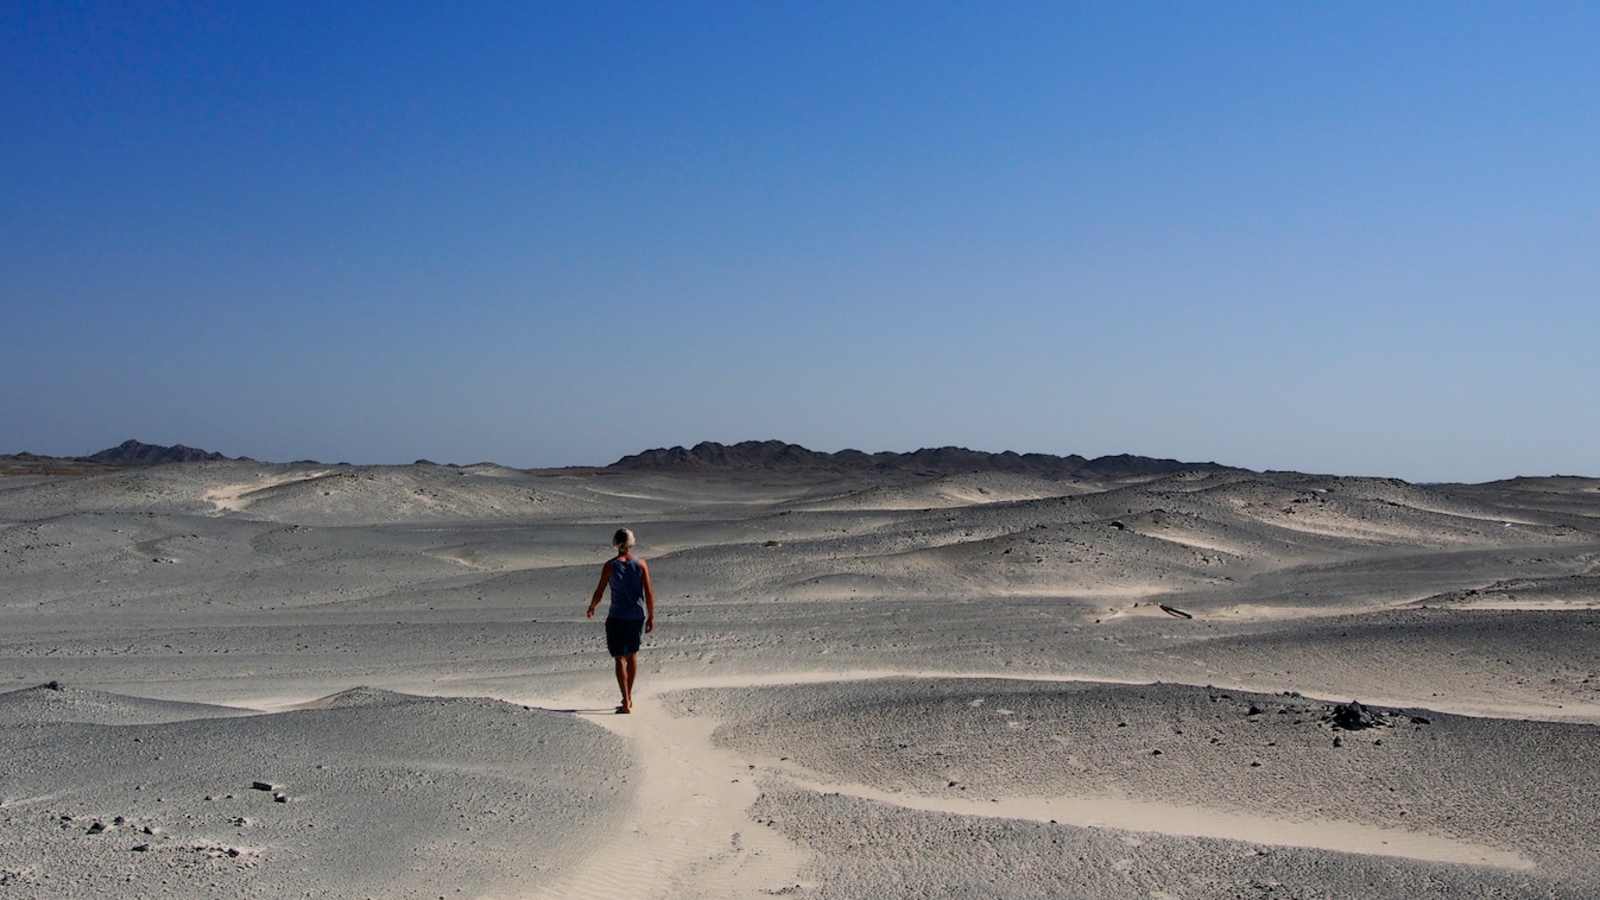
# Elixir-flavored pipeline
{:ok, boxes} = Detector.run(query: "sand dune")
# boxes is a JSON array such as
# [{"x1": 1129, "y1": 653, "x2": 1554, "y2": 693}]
[
  {"x1": 789, "y1": 471, "x2": 1094, "y2": 511},
  {"x1": 0, "y1": 682, "x2": 252, "y2": 726},
  {"x1": 0, "y1": 687, "x2": 628, "y2": 899},
  {"x1": 3, "y1": 457, "x2": 1599, "y2": 897}
]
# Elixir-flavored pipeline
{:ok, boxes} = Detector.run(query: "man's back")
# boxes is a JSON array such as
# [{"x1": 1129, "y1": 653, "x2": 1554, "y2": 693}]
[{"x1": 607, "y1": 556, "x2": 647, "y2": 621}]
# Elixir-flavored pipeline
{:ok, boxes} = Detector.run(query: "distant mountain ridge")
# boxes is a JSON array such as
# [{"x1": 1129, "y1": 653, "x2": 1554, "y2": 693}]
[
  {"x1": 609, "y1": 440, "x2": 1235, "y2": 478},
  {"x1": 1, "y1": 439, "x2": 242, "y2": 475},
  {"x1": 82, "y1": 439, "x2": 241, "y2": 465},
  {"x1": 4, "y1": 438, "x2": 1233, "y2": 478}
]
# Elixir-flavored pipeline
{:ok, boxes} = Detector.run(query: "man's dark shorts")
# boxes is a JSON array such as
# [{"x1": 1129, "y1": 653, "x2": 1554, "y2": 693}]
[{"x1": 605, "y1": 617, "x2": 645, "y2": 657}]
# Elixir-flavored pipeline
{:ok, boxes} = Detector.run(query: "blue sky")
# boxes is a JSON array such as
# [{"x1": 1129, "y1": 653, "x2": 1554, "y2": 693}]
[{"x1": 3, "y1": 3, "x2": 1595, "y2": 480}]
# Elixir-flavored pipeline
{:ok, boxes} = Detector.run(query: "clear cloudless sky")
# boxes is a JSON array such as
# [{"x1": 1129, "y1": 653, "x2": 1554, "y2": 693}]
[{"x1": 2, "y1": 2, "x2": 1596, "y2": 481}]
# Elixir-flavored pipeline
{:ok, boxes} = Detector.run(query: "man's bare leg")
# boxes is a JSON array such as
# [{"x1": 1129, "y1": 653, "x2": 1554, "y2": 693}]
[
  {"x1": 614, "y1": 656, "x2": 628, "y2": 711},
  {"x1": 622, "y1": 654, "x2": 638, "y2": 711}
]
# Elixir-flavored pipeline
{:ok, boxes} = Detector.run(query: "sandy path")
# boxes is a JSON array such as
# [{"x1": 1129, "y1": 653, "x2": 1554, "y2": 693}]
[
  {"x1": 483, "y1": 685, "x2": 809, "y2": 900},
  {"x1": 774, "y1": 773, "x2": 1531, "y2": 870}
]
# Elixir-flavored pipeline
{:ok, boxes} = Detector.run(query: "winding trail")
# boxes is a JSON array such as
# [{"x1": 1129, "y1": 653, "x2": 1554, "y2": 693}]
[{"x1": 243, "y1": 668, "x2": 1549, "y2": 898}]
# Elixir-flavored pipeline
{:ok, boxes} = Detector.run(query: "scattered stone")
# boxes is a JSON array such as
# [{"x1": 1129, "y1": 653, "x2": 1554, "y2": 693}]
[
  {"x1": 226, "y1": 848, "x2": 241, "y2": 858},
  {"x1": 1150, "y1": 749, "x2": 1162, "y2": 756},
  {"x1": 1409, "y1": 715, "x2": 1432, "y2": 725},
  {"x1": 131, "y1": 844, "x2": 150, "y2": 852},
  {"x1": 250, "y1": 781, "x2": 275, "y2": 792},
  {"x1": 1332, "y1": 736, "x2": 1343, "y2": 748},
  {"x1": 1108, "y1": 521, "x2": 1126, "y2": 530},
  {"x1": 86, "y1": 821, "x2": 106, "y2": 835},
  {"x1": 273, "y1": 793, "x2": 288, "y2": 803},
  {"x1": 44, "y1": 680, "x2": 63, "y2": 691},
  {"x1": 1246, "y1": 704, "x2": 1264, "y2": 716},
  {"x1": 112, "y1": 816, "x2": 126, "y2": 826}
]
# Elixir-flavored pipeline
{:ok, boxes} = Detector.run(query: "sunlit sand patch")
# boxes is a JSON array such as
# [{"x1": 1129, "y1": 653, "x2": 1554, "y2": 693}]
[{"x1": 203, "y1": 470, "x2": 331, "y2": 513}]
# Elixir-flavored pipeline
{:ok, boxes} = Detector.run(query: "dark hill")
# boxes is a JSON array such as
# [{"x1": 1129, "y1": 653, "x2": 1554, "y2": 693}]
[
  {"x1": 609, "y1": 440, "x2": 1235, "y2": 478},
  {"x1": 82, "y1": 439, "x2": 235, "y2": 465}
]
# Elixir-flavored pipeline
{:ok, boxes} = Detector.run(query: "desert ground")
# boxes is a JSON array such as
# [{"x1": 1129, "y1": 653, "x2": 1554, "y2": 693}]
[{"x1": 2, "y1": 443, "x2": 1598, "y2": 898}]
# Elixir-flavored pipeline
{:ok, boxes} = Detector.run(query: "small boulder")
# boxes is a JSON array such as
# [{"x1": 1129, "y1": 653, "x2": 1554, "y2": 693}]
[{"x1": 1327, "y1": 700, "x2": 1385, "y2": 731}]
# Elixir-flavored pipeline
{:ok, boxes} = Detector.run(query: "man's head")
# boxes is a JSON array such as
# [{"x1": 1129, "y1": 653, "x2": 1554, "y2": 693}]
[{"x1": 613, "y1": 527, "x2": 636, "y2": 552}]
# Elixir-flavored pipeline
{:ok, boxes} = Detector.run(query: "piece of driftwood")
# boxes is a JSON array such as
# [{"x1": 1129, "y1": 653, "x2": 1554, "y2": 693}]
[{"x1": 1158, "y1": 604, "x2": 1193, "y2": 619}]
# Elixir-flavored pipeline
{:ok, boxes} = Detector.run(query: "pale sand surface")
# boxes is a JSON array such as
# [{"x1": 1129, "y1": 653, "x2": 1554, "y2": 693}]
[{"x1": 3, "y1": 461, "x2": 1599, "y2": 897}]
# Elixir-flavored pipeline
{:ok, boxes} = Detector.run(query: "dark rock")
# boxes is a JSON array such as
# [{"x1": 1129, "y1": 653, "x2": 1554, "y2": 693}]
[
  {"x1": 86, "y1": 821, "x2": 106, "y2": 834},
  {"x1": 250, "y1": 781, "x2": 275, "y2": 792},
  {"x1": 272, "y1": 793, "x2": 288, "y2": 803},
  {"x1": 131, "y1": 843, "x2": 150, "y2": 852},
  {"x1": 1327, "y1": 700, "x2": 1386, "y2": 731}
]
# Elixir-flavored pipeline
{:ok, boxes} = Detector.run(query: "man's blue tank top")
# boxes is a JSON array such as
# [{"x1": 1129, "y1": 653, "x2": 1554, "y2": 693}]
[{"x1": 608, "y1": 556, "x2": 647, "y2": 621}]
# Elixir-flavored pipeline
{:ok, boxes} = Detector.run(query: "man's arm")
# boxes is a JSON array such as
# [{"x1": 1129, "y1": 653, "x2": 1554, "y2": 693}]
[
  {"x1": 641, "y1": 559, "x2": 656, "y2": 633},
  {"x1": 586, "y1": 561, "x2": 613, "y2": 619}
]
